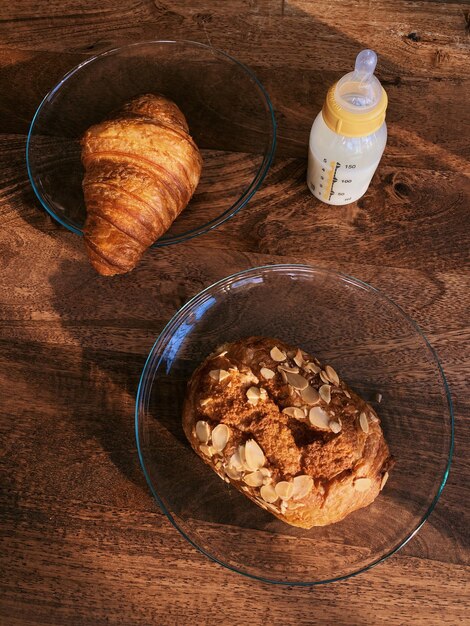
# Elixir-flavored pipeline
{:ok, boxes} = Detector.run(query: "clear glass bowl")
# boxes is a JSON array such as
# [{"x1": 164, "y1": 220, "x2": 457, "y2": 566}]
[
  {"x1": 135, "y1": 265, "x2": 454, "y2": 585},
  {"x1": 26, "y1": 40, "x2": 276, "y2": 245}
]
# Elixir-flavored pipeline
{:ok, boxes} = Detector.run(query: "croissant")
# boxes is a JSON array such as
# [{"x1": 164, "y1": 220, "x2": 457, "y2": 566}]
[{"x1": 80, "y1": 94, "x2": 202, "y2": 275}]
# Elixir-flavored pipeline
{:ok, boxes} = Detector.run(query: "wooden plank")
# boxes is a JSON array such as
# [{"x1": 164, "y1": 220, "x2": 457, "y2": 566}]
[
  {"x1": 1, "y1": 505, "x2": 467, "y2": 626},
  {"x1": 0, "y1": 1, "x2": 467, "y2": 79}
]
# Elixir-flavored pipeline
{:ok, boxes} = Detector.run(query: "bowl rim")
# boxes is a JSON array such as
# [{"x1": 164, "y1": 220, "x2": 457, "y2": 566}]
[
  {"x1": 26, "y1": 39, "x2": 277, "y2": 246},
  {"x1": 135, "y1": 263, "x2": 455, "y2": 586}
]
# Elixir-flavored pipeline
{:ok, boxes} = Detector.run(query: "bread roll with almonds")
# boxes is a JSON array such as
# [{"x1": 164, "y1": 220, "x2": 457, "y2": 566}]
[{"x1": 183, "y1": 336, "x2": 394, "y2": 528}]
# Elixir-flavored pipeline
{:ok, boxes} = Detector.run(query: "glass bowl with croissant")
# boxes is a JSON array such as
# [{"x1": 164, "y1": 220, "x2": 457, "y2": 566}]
[
  {"x1": 26, "y1": 40, "x2": 276, "y2": 275},
  {"x1": 136, "y1": 264, "x2": 453, "y2": 585}
]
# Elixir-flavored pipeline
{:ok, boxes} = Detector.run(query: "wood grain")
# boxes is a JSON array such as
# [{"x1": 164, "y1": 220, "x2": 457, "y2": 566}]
[{"x1": 0, "y1": 0, "x2": 469, "y2": 624}]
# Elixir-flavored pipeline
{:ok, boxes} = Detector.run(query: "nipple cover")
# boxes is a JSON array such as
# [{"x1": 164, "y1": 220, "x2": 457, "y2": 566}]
[{"x1": 335, "y1": 49, "x2": 382, "y2": 112}]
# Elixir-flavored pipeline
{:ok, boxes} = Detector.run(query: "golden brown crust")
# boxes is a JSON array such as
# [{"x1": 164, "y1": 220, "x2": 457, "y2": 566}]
[
  {"x1": 81, "y1": 94, "x2": 202, "y2": 275},
  {"x1": 183, "y1": 337, "x2": 394, "y2": 528}
]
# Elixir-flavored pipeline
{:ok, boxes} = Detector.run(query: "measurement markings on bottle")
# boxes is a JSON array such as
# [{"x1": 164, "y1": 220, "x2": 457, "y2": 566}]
[{"x1": 322, "y1": 159, "x2": 355, "y2": 203}]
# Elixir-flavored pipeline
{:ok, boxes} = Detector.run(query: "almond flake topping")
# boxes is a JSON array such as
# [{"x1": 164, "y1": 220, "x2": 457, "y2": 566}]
[
  {"x1": 260, "y1": 367, "x2": 275, "y2": 380},
  {"x1": 246, "y1": 386, "x2": 260, "y2": 404},
  {"x1": 329, "y1": 420, "x2": 342, "y2": 433},
  {"x1": 309, "y1": 406, "x2": 330, "y2": 430},
  {"x1": 319, "y1": 384, "x2": 331, "y2": 404},
  {"x1": 380, "y1": 472, "x2": 389, "y2": 490},
  {"x1": 359, "y1": 412, "x2": 369, "y2": 434},
  {"x1": 195, "y1": 420, "x2": 211, "y2": 443},
  {"x1": 270, "y1": 346, "x2": 287, "y2": 362},
  {"x1": 260, "y1": 484, "x2": 278, "y2": 503},
  {"x1": 275, "y1": 481, "x2": 294, "y2": 500},
  {"x1": 301, "y1": 385, "x2": 320, "y2": 405},
  {"x1": 304, "y1": 361, "x2": 321, "y2": 374},
  {"x1": 293, "y1": 349, "x2": 304, "y2": 367},
  {"x1": 212, "y1": 424, "x2": 230, "y2": 452},
  {"x1": 243, "y1": 471, "x2": 265, "y2": 487},
  {"x1": 209, "y1": 369, "x2": 230, "y2": 383},
  {"x1": 325, "y1": 365, "x2": 340, "y2": 386},
  {"x1": 244, "y1": 439, "x2": 265, "y2": 470},
  {"x1": 282, "y1": 406, "x2": 306, "y2": 420},
  {"x1": 284, "y1": 371, "x2": 309, "y2": 391}
]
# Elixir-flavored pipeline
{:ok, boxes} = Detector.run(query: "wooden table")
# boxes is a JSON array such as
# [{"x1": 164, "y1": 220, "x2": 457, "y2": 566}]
[{"x1": 1, "y1": 1, "x2": 469, "y2": 624}]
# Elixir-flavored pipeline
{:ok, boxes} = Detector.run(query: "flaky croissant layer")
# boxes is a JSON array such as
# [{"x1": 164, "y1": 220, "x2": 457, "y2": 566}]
[{"x1": 81, "y1": 94, "x2": 202, "y2": 275}]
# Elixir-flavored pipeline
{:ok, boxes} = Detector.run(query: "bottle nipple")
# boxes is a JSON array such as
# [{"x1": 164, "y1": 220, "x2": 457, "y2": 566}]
[{"x1": 334, "y1": 49, "x2": 382, "y2": 113}]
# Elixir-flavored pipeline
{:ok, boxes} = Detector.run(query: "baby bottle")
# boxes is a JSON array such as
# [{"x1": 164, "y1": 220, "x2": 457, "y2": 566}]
[{"x1": 307, "y1": 49, "x2": 388, "y2": 205}]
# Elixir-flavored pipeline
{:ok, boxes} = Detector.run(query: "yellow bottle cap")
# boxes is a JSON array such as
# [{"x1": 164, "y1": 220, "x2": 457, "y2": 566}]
[{"x1": 322, "y1": 83, "x2": 388, "y2": 138}]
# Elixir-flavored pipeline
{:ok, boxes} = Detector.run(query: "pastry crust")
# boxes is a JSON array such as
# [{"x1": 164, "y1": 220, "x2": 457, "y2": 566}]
[
  {"x1": 81, "y1": 94, "x2": 202, "y2": 275},
  {"x1": 183, "y1": 337, "x2": 394, "y2": 528}
]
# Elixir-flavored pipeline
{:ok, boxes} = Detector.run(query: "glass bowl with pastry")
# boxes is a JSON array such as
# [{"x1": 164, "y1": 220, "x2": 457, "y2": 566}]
[
  {"x1": 136, "y1": 264, "x2": 454, "y2": 585},
  {"x1": 26, "y1": 40, "x2": 276, "y2": 275}
]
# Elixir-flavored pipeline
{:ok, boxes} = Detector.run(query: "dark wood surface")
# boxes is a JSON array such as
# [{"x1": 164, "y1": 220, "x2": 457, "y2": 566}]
[{"x1": 1, "y1": 1, "x2": 469, "y2": 624}]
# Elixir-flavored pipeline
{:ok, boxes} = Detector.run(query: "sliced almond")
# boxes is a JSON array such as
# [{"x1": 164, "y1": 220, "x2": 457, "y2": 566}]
[
  {"x1": 309, "y1": 406, "x2": 330, "y2": 430},
  {"x1": 359, "y1": 411, "x2": 369, "y2": 434},
  {"x1": 354, "y1": 477, "x2": 372, "y2": 492},
  {"x1": 238, "y1": 445, "x2": 247, "y2": 468},
  {"x1": 375, "y1": 392, "x2": 383, "y2": 403},
  {"x1": 280, "y1": 501, "x2": 288, "y2": 514},
  {"x1": 212, "y1": 424, "x2": 230, "y2": 452},
  {"x1": 284, "y1": 371, "x2": 309, "y2": 391},
  {"x1": 243, "y1": 471, "x2": 264, "y2": 487},
  {"x1": 325, "y1": 365, "x2": 340, "y2": 386},
  {"x1": 259, "y1": 467, "x2": 272, "y2": 477},
  {"x1": 195, "y1": 420, "x2": 211, "y2": 443},
  {"x1": 270, "y1": 346, "x2": 287, "y2": 362},
  {"x1": 292, "y1": 475, "x2": 314, "y2": 500},
  {"x1": 275, "y1": 481, "x2": 294, "y2": 500},
  {"x1": 246, "y1": 386, "x2": 260, "y2": 404},
  {"x1": 304, "y1": 361, "x2": 321, "y2": 374},
  {"x1": 259, "y1": 388, "x2": 268, "y2": 401},
  {"x1": 260, "y1": 367, "x2": 275, "y2": 380},
  {"x1": 225, "y1": 465, "x2": 242, "y2": 480},
  {"x1": 199, "y1": 444, "x2": 213, "y2": 458},
  {"x1": 217, "y1": 350, "x2": 228, "y2": 357},
  {"x1": 319, "y1": 384, "x2": 331, "y2": 404},
  {"x1": 380, "y1": 471, "x2": 389, "y2": 491},
  {"x1": 344, "y1": 389, "x2": 351, "y2": 399},
  {"x1": 293, "y1": 349, "x2": 304, "y2": 368},
  {"x1": 229, "y1": 450, "x2": 243, "y2": 471},
  {"x1": 279, "y1": 370, "x2": 288, "y2": 384},
  {"x1": 319, "y1": 370, "x2": 330, "y2": 384},
  {"x1": 209, "y1": 369, "x2": 230, "y2": 383},
  {"x1": 260, "y1": 484, "x2": 278, "y2": 503},
  {"x1": 301, "y1": 385, "x2": 320, "y2": 405},
  {"x1": 282, "y1": 406, "x2": 306, "y2": 420},
  {"x1": 329, "y1": 420, "x2": 342, "y2": 433},
  {"x1": 244, "y1": 439, "x2": 265, "y2": 470}
]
